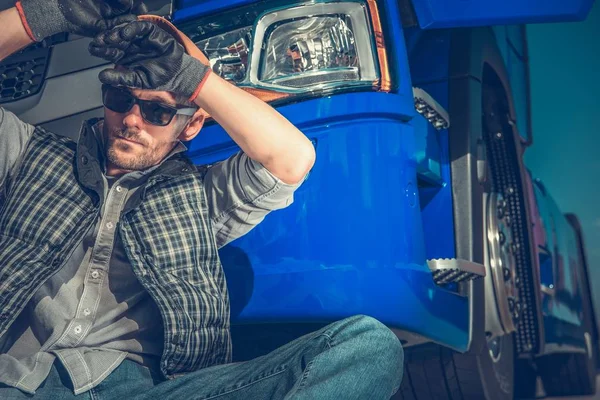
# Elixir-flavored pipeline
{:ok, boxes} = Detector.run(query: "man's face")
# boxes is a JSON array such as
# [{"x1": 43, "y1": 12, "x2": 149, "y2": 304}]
[{"x1": 103, "y1": 87, "x2": 192, "y2": 173}]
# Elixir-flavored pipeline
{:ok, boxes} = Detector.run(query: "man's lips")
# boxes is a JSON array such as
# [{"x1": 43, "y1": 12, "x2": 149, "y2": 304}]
[{"x1": 117, "y1": 136, "x2": 143, "y2": 145}]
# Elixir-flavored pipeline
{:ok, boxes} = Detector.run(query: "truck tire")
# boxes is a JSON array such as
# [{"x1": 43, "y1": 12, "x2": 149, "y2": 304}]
[
  {"x1": 396, "y1": 27, "x2": 538, "y2": 399},
  {"x1": 399, "y1": 338, "x2": 514, "y2": 400},
  {"x1": 537, "y1": 352, "x2": 595, "y2": 396},
  {"x1": 536, "y1": 214, "x2": 598, "y2": 397}
]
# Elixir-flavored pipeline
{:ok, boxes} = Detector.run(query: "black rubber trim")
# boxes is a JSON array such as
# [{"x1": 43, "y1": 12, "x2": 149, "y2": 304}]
[
  {"x1": 448, "y1": 27, "x2": 543, "y2": 355},
  {"x1": 447, "y1": 28, "x2": 488, "y2": 355}
]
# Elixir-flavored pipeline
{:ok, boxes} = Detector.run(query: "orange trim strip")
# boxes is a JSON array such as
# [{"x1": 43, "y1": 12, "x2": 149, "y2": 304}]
[
  {"x1": 365, "y1": 0, "x2": 391, "y2": 92},
  {"x1": 15, "y1": 1, "x2": 36, "y2": 42},
  {"x1": 242, "y1": 87, "x2": 291, "y2": 103}
]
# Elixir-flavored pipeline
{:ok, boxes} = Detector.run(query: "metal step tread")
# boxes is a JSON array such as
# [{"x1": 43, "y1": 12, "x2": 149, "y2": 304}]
[{"x1": 427, "y1": 258, "x2": 486, "y2": 285}]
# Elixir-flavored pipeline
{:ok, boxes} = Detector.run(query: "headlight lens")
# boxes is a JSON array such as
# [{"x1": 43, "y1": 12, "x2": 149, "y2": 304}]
[
  {"x1": 260, "y1": 16, "x2": 360, "y2": 87},
  {"x1": 183, "y1": 0, "x2": 387, "y2": 99},
  {"x1": 197, "y1": 27, "x2": 252, "y2": 83},
  {"x1": 252, "y1": 3, "x2": 378, "y2": 92}
]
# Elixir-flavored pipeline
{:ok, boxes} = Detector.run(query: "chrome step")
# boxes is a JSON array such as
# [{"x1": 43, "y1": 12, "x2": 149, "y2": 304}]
[
  {"x1": 413, "y1": 87, "x2": 450, "y2": 130},
  {"x1": 427, "y1": 258, "x2": 486, "y2": 285}
]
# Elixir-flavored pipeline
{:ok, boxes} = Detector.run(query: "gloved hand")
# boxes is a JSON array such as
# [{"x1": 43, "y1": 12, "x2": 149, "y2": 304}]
[
  {"x1": 16, "y1": 0, "x2": 147, "y2": 42},
  {"x1": 89, "y1": 20, "x2": 211, "y2": 102}
]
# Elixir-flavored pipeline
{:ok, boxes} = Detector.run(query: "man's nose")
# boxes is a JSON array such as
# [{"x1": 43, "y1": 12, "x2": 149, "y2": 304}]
[{"x1": 123, "y1": 104, "x2": 144, "y2": 129}]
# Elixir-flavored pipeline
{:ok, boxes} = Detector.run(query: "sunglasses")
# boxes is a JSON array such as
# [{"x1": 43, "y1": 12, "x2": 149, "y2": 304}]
[{"x1": 101, "y1": 85, "x2": 198, "y2": 126}]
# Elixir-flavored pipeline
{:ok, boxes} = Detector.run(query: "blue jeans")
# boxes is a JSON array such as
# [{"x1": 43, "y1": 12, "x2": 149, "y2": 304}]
[{"x1": 0, "y1": 315, "x2": 403, "y2": 399}]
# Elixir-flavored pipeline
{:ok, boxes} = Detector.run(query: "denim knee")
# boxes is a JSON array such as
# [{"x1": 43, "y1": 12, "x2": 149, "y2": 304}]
[
  {"x1": 332, "y1": 315, "x2": 404, "y2": 391},
  {"x1": 357, "y1": 316, "x2": 403, "y2": 370}
]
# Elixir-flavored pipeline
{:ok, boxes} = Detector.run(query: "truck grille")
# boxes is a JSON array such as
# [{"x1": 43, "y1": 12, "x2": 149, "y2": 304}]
[
  {"x1": 486, "y1": 116, "x2": 539, "y2": 354},
  {"x1": 0, "y1": 33, "x2": 67, "y2": 104}
]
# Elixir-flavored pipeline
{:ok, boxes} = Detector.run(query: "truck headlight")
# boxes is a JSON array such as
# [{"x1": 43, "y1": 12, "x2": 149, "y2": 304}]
[{"x1": 181, "y1": 0, "x2": 389, "y2": 103}]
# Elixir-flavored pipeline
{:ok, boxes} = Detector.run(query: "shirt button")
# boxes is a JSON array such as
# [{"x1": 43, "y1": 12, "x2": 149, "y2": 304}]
[
  {"x1": 116, "y1": 186, "x2": 122, "y2": 192},
  {"x1": 106, "y1": 222, "x2": 114, "y2": 229},
  {"x1": 83, "y1": 308, "x2": 91, "y2": 316},
  {"x1": 74, "y1": 325, "x2": 82, "y2": 334},
  {"x1": 91, "y1": 271, "x2": 100, "y2": 279}
]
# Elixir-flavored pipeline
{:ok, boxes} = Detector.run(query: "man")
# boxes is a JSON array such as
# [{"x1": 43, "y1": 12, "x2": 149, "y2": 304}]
[{"x1": 0, "y1": 0, "x2": 403, "y2": 399}]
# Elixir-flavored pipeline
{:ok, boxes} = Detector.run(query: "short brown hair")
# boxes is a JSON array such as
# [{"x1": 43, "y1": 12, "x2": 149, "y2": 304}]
[{"x1": 174, "y1": 93, "x2": 196, "y2": 107}]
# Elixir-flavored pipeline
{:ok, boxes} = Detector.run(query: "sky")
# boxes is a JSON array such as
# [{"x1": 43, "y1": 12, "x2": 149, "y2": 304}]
[{"x1": 525, "y1": 2, "x2": 600, "y2": 317}]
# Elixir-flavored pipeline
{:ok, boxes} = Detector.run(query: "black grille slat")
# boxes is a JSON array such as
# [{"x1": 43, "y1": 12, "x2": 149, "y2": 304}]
[
  {"x1": 0, "y1": 33, "x2": 67, "y2": 104},
  {"x1": 486, "y1": 125, "x2": 539, "y2": 354}
]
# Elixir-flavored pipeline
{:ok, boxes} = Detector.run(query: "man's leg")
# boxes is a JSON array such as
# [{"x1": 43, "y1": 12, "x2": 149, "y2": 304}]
[{"x1": 123, "y1": 314, "x2": 403, "y2": 400}]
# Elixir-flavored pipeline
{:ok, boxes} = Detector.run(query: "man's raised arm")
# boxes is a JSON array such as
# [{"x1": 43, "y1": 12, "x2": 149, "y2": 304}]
[
  {"x1": 2, "y1": 0, "x2": 148, "y2": 61},
  {"x1": 0, "y1": 7, "x2": 35, "y2": 191},
  {"x1": 195, "y1": 75, "x2": 315, "y2": 185},
  {"x1": 0, "y1": 7, "x2": 33, "y2": 62},
  {"x1": 90, "y1": 20, "x2": 316, "y2": 185},
  {"x1": 0, "y1": 1, "x2": 149, "y2": 187}
]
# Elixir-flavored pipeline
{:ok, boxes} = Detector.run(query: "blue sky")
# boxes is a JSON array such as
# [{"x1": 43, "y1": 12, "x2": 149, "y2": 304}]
[{"x1": 525, "y1": 2, "x2": 600, "y2": 313}]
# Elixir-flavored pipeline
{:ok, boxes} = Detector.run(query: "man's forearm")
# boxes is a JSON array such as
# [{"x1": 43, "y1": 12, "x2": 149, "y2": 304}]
[
  {"x1": 0, "y1": 8, "x2": 34, "y2": 62},
  {"x1": 194, "y1": 73, "x2": 316, "y2": 185}
]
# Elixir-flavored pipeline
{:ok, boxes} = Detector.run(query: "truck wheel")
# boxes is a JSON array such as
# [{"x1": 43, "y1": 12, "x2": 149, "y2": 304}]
[
  {"x1": 396, "y1": 27, "x2": 538, "y2": 399},
  {"x1": 398, "y1": 83, "x2": 517, "y2": 400},
  {"x1": 537, "y1": 351, "x2": 596, "y2": 396},
  {"x1": 398, "y1": 337, "x2": 514, "y2": 400}
]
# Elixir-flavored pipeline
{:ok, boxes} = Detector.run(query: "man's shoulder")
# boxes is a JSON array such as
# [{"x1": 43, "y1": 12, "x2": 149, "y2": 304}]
[{"x1": 28, "y1": 124, "x2": 78, "y2": 151}]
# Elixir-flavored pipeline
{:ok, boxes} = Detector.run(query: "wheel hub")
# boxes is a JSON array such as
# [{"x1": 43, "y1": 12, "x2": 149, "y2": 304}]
[
  {"x1": 487, "y1": 193, "x2": 521, "y2": 334},
  {"x1": 487, "y1": 334, "x2": 502, "y2": 362}
]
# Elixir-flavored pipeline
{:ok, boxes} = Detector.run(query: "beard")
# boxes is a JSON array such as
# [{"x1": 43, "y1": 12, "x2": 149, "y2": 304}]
[{"x1": 105, "y1": 126, "x2": 175, "y2": 172}]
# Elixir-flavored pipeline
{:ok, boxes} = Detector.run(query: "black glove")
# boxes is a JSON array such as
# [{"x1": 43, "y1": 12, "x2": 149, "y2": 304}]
[
  {"x1": 17, "y1": 0, "x2": 148, "y2": 42},
  {"x1": 89, "y1": 20, "x2": 211, "y2": 101}
]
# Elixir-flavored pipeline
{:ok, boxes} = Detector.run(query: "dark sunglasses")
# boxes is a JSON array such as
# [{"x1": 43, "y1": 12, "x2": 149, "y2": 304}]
[{"x1": 101, "y1": 84, "x2": 198, "y2": 126}]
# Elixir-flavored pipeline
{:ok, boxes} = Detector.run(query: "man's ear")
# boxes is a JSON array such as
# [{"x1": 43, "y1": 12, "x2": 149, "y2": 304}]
[{"x1": 178, "y1": 108, "x2": 207, "y2": 141}]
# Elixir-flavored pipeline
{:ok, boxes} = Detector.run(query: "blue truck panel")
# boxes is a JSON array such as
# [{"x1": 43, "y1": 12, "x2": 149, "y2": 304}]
[
  {"x1": 403, "y1": 28, "x2": 456, "y2": 261},
  {"x1": 492, "y1": 26, "x2": 510, "y2": 63},
  {"x1": 176, "y1": 0, "x2": 470, "y2": 350},
  {"x1": 410, "y1": 0, "x2": 595, "y2": 29},
  {"x1": 404, "y1": 28, "x2": 452, "y2": 88},
  {"x1": 529, "y1": 174, "x2": 588, "y2": 354},
  {"x1": 174, "y1": 0, "x2": 258, "y2": 21},
  {"x1": 188, "y1": 92, "x2": 470, "y2": 350}
]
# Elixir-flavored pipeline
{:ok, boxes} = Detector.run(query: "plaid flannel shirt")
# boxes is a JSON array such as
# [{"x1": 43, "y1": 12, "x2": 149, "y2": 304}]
[{"x1": 0, "y1": 120, "x2": 263, "y2": 379}]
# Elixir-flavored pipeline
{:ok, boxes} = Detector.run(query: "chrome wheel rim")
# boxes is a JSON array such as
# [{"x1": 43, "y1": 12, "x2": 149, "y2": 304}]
[
  {"x1": 487, "y1": 334, "x2": 502, "y2": 362},
  {"x1": 487, "y1": 193, "x2": 520, "y2": 335}
]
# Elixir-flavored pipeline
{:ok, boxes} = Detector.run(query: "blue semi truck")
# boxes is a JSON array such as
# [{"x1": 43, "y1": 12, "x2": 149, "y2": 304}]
[{"x1": 0, "y1": 0, "x2": 597, "y2": 398}]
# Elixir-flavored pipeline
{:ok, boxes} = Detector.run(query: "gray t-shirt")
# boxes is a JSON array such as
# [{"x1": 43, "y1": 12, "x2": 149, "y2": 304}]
[{"x1": 0, "y1": 108, "x2": 302, "y2": 395}]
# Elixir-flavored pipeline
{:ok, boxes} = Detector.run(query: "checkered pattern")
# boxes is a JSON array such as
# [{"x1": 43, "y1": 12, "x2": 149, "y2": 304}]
[
  {"x1": 0, "y1": 125, "x2": 231, "y2": 378},
  {"x1": 0, "y1": 128, "x2": 98, "y2": 332},
  {"x1": 120, "y1": 174, "x2": 231, "y2": 372}
]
